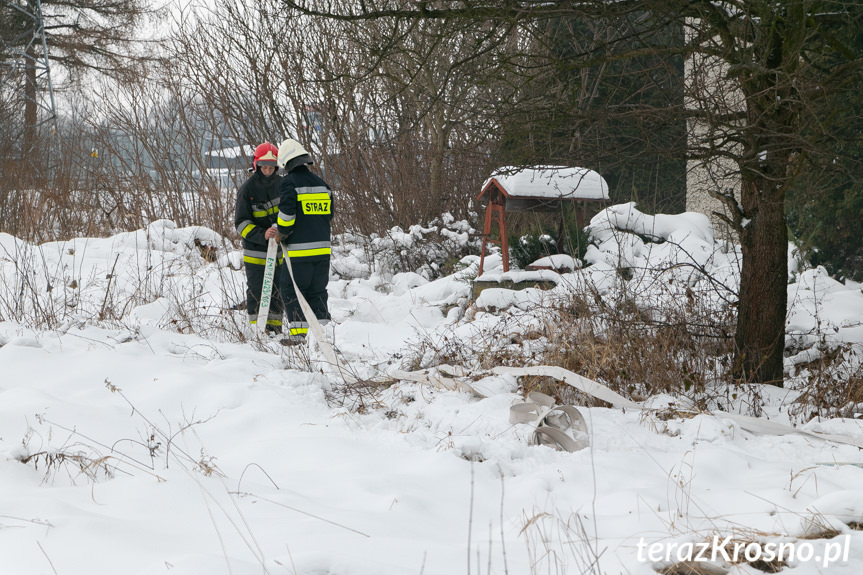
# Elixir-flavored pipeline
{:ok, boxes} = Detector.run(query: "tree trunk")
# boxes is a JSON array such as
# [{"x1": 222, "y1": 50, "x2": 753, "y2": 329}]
[
  {"x1": 24, "y1": 45, "x2": 38, "y2": 160},
  {"x1": 733, "y1": 177, "x2": 788, "y2": 385},
  {"x1": 731, "y1": 6, "x2": 801, "y2": 387}
]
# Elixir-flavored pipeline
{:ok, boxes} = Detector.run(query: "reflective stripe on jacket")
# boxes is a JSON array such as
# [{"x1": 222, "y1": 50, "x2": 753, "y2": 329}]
[{"x1": 277, "y1": 165, "x2": 333, "y2": 261}]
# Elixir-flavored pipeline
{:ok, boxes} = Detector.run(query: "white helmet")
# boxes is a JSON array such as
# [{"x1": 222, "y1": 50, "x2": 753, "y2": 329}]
[{"x1": 277, "y1": 138, "x2": 313, "y2": 170}]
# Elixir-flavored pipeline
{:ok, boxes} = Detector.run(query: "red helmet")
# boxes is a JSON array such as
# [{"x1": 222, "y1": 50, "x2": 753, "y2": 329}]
[{"x1": 253, "y1": 142, "x2": 279, "y2": 171}]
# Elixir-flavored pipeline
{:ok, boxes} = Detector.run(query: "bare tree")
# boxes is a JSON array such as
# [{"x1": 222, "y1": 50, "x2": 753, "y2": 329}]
[
  {"x1": 165, "y1": 0, "x2": 510, "y2": 232},
  {"x1": 77, "y1": 58, "x2": 238, "y2": 235}
]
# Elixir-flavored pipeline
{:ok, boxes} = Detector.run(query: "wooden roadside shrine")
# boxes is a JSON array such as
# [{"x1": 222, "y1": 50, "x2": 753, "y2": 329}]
[{"x1": 477, "y1": 166, "x2": 610, "y2": 276}]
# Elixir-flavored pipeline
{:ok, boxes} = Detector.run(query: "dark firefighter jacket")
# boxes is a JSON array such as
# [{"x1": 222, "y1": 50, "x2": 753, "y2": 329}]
[
  {"x1": 235, "y1": 170, "x2": 283, "y2": 265},
  {"x1": 276, "y1": 165, "x2": 333, "y2": 261}
]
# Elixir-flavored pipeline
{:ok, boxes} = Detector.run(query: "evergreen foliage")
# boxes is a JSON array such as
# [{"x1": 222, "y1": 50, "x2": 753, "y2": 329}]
[
  {"x1": 785, "y1": 4, "x2": 863, "y2": 282},
  {"x1": 497, "y1": 13, "x2": 687, "y2": 214}
]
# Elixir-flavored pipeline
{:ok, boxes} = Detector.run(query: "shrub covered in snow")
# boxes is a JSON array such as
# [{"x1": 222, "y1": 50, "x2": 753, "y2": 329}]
[{"x1": 331, "y1": 213, "x2": 480, "y2": 282}]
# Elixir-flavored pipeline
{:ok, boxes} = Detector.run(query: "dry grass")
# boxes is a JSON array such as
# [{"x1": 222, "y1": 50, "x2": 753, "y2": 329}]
[
  {"x1": 658, "y1": 561, "x2": 729, "y2": 575},
  {"x1": 402, "y1": 280, "x2": 738, "y2": 411},
  {"x1": 18, "y1": 448, "x2": 116, "y2": 484},
  {"x1": 788, "y1": 344, "x2": 863, "y2": 421}
]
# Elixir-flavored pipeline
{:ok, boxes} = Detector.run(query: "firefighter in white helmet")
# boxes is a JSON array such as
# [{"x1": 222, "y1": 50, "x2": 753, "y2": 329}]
[{"x1": 276, "y1": 138, "x2": 334, "y2": 344}]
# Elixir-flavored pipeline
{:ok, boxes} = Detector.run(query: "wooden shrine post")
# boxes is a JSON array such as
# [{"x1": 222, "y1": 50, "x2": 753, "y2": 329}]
[{"x1": 477, "y1": 180, "x2": 510, "y2": 276}]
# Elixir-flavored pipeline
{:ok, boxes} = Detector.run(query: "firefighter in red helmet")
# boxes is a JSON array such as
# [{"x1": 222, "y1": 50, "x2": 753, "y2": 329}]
[{"x1": 234, "y1": 142, "x2": 284, "y2": 334}]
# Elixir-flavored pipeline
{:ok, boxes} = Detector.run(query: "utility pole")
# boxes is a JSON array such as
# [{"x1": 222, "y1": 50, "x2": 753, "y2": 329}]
[{"x1": 1, "y1": 0, "x2": 57, "y2": 161}]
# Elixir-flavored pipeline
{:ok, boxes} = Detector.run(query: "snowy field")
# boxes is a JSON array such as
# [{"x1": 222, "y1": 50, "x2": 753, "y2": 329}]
[{"x1": 1, "y1": 203, "x2": 863, "y2": 575}]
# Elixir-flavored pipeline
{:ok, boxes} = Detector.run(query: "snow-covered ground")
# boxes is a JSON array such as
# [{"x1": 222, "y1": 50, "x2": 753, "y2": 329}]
[{"x1": 1, "y1": 204, "x2": 862, "y2": 575}]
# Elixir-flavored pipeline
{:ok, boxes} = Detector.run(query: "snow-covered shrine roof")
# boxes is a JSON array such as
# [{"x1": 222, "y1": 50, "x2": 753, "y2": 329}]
[{"x1": 481, "y1": 165, "x2": 609, "y2": 201}]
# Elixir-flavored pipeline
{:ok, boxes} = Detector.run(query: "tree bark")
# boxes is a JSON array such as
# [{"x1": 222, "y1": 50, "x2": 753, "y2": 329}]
[{"x1": 733, "y1": 178, "x2": 788, "y2": 385}]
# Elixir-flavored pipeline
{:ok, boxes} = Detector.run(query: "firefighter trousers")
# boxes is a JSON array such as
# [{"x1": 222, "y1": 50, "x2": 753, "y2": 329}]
[{"x1": 280, "y1": 257, "x2": 330, "y2": 341}]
